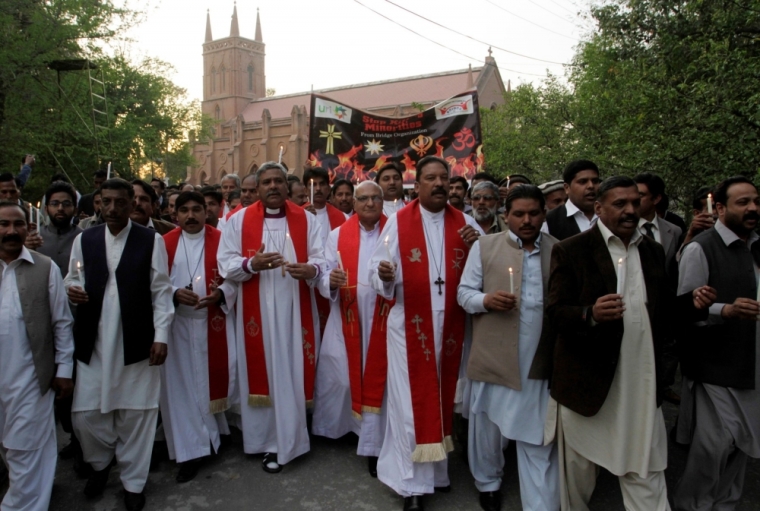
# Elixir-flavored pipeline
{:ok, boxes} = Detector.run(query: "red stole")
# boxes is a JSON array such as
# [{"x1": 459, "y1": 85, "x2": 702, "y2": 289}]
[
  {"x1": 163, "y1": 225, "x2": 230, "y2": 414},
  {"x1": 225, "y1": 203, "x2": 243, "y2": 221},
  {"x1": 397, "y1": 200, "x2": 468, "y2": 462},
  {"x1": 240, "y1": 201, "x2": 318, "y2": 407},
  {"x1": 336, "y1": 215, "x2": 393, "y2": 418},
  {"x1": 303, "y1": 202, "x2": 347, "y2": 333}
]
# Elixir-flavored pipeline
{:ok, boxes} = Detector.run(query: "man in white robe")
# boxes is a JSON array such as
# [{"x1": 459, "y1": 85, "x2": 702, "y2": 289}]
[
  {"x1": 0, "y1": 202, "x2": 74, "y2": 511},
  {"x1": 312, "y1": 181, "x2": 389, "y2": 477},
  {"x1": 159, "y1": 191, "x2": 238, "y2": 483},
  {"x1": 458, "y1": 185, "x2": 560, "y2": 511},
  {"x1": 369, "y1": 156, "x2": 483, "y2": 511},
  {"x1": 376, "y1": 162, "x2": 406, "y2": 217},
  {"x1": 65, "y1": 178, "x2": 174, "y2": 511},
  {"x1": 218, "y1": 162, "x2": 327, "y2": 473}
]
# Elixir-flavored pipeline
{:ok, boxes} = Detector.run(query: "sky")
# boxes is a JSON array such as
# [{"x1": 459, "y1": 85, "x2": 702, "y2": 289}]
[{"x1": 123, "y1": 0, "x2": 596, "y2": 103}]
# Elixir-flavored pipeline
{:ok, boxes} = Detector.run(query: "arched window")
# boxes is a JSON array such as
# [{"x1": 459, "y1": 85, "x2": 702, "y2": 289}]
[
  {"x1": 210, "y1": 67, "x2": 216, "y2": 93},
  {"x1": 248, "y1": 64, "x2": 254, "y2": 91},
  {"x1": 215, "y1": 105, "x2": 220, "y2": 120},
  {"x1": 220, "y1": 66, "x2": 226, "y2": 91}
]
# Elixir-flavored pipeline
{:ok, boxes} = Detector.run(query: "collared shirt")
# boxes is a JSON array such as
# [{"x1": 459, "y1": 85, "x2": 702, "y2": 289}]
[
  {"x1": 638, "y1": 215, "x2": 661, "y2": 244},
  {"x1": 469, "y1": 210, "x2": 507, "y2": 235},
  {"x1": 565, "y1": 199, "x2": 598, "y2": 233},
  {"x1": 37, "y1": 222, "x2": 83, "y2": 277},
  {"x1": 597, "y1": 220, "x2": 647, "y2": 317},
  {"x1": 679, "y1": 220, "x2": 760, "y2": 318}
]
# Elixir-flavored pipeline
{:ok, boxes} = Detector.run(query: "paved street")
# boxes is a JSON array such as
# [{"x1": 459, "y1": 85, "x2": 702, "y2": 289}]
[{"x1": 3, "y1": 399, "x2": 760, "y2": 510}]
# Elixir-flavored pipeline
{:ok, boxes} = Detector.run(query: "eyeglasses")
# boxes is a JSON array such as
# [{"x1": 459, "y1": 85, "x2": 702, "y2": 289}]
[
  {"x1": 49, "y1": 200, "x2": 74, "y2": 208},
  {"x1": 355, "y1": 195, "x2": 383, "y2": 204},
  {"x1": 471, "y1": 195, "x2": 497, "y2": 202}
]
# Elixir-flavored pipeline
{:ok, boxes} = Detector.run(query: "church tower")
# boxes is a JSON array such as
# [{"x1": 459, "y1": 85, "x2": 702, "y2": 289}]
[{"x1": 202, "y1": 4, "x2": 265, "y2": 123}]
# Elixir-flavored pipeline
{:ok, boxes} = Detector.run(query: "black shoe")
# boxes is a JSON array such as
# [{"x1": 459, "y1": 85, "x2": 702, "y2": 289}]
[
  {"x1": 403, "y1": 495, "x2": 424, "y2": 511},
  {"x1": 149, "y1": 441, "x2": 168, "y2": 472},
  {"x1": 479, "y1": 491, "x2": 502, "y2": 511},
  {"x1": 124, "y1": 490, "x2": 146, "y2": 511},
  {"x1": 83, "y1": 463, "x2": 112, "y2": 498},
  {"x1": 262, "y1": 452, "x2": 282, "y2": 473},
  {"x1": 367, "y1": 456, "x2": 378, "y2": 478},
  {"x1": 73, "y1": 458, "x2": 94, "y2": 479},
  {"x1": 435, "y1": 485, "x2": 451, "y2": 493},
  {"x1": 59, "y1": 436, "x2": 81, "y2": 460},
  {"x1": 176, "y1": 459, "x2": 202, "y2": 483}
]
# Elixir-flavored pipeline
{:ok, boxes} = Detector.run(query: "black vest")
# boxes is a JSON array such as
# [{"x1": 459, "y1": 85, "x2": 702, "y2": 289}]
[
  {"x1": 545, "y1": 204, "x2": 581, "y2": 241},
  {"x1": 681, "y1": 227, "x2": 760, "y2": 389},
  {"x1": 74, "y1": 223, "x2": 156, "y2": 365}
]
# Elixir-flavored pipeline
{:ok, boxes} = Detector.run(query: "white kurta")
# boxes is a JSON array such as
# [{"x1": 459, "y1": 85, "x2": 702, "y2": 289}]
[
  {"x1": 312, "y1": 221, "x2": 386, "y2": 456},
  {"x1": 369, "y1": 208, "x2": 483, "y2": 496},
  {"x1": 217, "y1": 207, "x2": 327, "y2": 465},
  {"x1": 383, "y1": 200, "x2": 405, "y2": 218},
  {"x1": 65, "y1": 220, "x2": 174, "y2": 413},
  {"x1": 159, "y1": 228, "x2": 238, "y2": 463},
  {"x1": 560, "y1": 222, "x2": 667, "y2": 478}
]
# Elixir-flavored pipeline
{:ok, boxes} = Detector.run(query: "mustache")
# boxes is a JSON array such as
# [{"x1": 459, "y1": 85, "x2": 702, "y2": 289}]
[
  {"x1": 2, "y1": 234, "x2": 22, "y2": 244},
  {"x1": 432, "y1": 187, "x2": 447, "y2": 196},
  {"x1": 185, "y1": 219, "x2": 199, "y2": 224},
  {"x1": 619, "y1": 214, "x2": 638, "y2": 223},
  {"x1": 745, "y1": 212, "x2": 760, "y2": 221},
  {"x1": 266, "y1": 191, "x2": 281, "y2": 197}
]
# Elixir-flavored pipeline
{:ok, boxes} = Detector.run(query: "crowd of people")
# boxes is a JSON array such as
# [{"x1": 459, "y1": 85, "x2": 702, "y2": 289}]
[{"x1": 0, "y1": 154, "x2": 757, "y2": 511}]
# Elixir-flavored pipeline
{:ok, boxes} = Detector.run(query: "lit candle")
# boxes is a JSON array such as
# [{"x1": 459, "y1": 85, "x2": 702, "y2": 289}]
[
  {"x1": 394, "y1": 198, "x2": 397, "y2": 210},
  {"x1": 616, "y1": 258, "x2": 626, "y2": 296},
  {"x1": 310, "y1": 179, "x2": 314, "y2": 204},
  {"x1": 506, "y1": 176, "x2": 511, "y2": 189},
  {"x1": 107, "y1": 161, "x2": 112, "y2": 180},
  {"x1": 707, "y1": 193, "x2": 713, "y2": 215},
  {"x1": 384, "y1": 235, "x2": 392, "y2": 262},
  {"x1": 336, "y1": 250, "x2": 344, "y2": 271},
  {"x1": 278, "y1": 146, "x2": 283, "y2": 164},
  {"x1": 509, "y1": 267, "x2": 514, "y2": 294},
  {"x1": 76, "y1": 261, "x2": 83, "y2": 285},
  {"x1": 28, "y1": 203, "x2": 32, "y2": 223},
  {"x1": 283, "y1": 232, "x2": 293, "y2": 277}
]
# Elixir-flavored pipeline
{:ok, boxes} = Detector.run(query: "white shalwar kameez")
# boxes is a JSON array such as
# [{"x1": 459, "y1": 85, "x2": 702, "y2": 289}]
[
  {"x1": 458, "y1": 234, "x2": 559, "y2": 511},
  {"x1": 557, "y1": 222, "x2": 669, "y2": 511},
  {"x1": 369, "y1": 208, "x2": 482, "y2": 497},
  {"x1": 159, "y1": 228, "x2": 238, "y2": 463},
  {"x1": 65, "y1": 221, "x2": 174, "y2": 493},
  {"x1": 0, "y1": 248, "x2": 74, "y2": 511},
  {"x1": 312, "y1": 221, "x2": 385, "y2": 456},
  {"x1": 218, "y1": 207, "x2": 327, "y2": 465}
]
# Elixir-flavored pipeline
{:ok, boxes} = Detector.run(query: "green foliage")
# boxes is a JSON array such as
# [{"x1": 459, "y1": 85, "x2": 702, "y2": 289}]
[
  {"x1": 0, "y1": 0, "x2": 209, "y2": 202},
  {"x1": 483, "y1": 0, "x2": 760, "y2": 208}
]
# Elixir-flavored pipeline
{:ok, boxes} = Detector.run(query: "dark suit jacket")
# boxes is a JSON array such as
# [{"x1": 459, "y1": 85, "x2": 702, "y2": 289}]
[
  {"x1": 547, "y1": 223, "x2": 702, "y2": 417},
  {"x1": 545, "y1": 204, "x2": 581, "y2": 241}
]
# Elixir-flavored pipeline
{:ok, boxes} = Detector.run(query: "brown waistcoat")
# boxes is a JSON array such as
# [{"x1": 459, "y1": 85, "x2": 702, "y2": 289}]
[{"x1": 466, "y1": 232, "x2": 558, "y2": 390}]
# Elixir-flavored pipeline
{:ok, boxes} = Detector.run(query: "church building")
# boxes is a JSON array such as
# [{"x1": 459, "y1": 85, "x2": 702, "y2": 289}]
[{"x1": 189, "y1": 6, "x2": 508, "y2": 184}]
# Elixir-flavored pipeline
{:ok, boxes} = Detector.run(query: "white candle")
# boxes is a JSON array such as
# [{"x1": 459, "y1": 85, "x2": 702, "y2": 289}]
[
  {"x1": 337, "y1": 250, "x2": 344, "y2": 271},
  {"x1": 278, "y1": 146, "x2": 283, "y2": 164},
  {"x1": 384, "y1": 235, "x2": 392, "y2": 262},
  {"x1": 394, "y1": 198, "x2": 397, "y2": 210},
  {"x1": 76, "y1": 261, "x2": 83, "y2": 285},
  {"x1": 508, "y1": 267, "x2": 514, "y2": 294},
  {"x1": 616, "y1": 258, "x2": 626, "y2": 296},
  {"x1": 310, "y1": 179, "x2": 314, "y2": 204},
  {"x1": 107, "y1": 161, "x2": 112, "y2": 180},
  {"x1": 28, "y1": 203, "x2": 32, "y2": 223},
  {"x1": 284, "y1": 232, "x2": 292, "y2": 277},
  {"x1": 506, "y1": 176, "x2": 510, "y2": 189},
  {"x1": 707, "y1": 193, "x2": 713, "y2": 215}
]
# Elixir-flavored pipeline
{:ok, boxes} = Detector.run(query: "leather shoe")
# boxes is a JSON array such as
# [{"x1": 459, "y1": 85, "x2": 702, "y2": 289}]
[
  {"x1": 403, "y1": 495, "x2": 424, "y2": 511},
  {"x1": 479, "y1": 491, "x2": 501, "y2": 511},
  {"x1": 59, "y1": 436, "x2": 81, "y2": 460},
  {"x1": 176, "y1": 459, "x2": 202, "y2": 483},
  {"x1": 83, "y1": 463, "x2": 112, "y2": 498},
  {"x1": 435, "y1": 485, "x2": 451, "y2": 493},
  {"x1": 367, "y1": 456, "x2": 378, "y2": 478},
  {"x1": 124, "y1": 490, "x2": 146, "y2": 511}
]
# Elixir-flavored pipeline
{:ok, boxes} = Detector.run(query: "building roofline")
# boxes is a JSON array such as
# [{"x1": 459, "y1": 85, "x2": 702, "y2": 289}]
[{"x1": 253, "y1": 66, "x2": 484, "y2": 104}]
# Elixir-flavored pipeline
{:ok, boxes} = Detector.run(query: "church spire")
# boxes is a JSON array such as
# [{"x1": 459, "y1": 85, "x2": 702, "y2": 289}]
[
  {"x1": 466, "y1": 64, "x2": 474, "y2": 89},
  {"x1": 205, "y1": 9, "x2": 213, "y2": 42},
  {"x1": 230, "y1": 2, "x2": 240, "y2": 37},
  {"x1": 255, "y1": 8, "x2": 263, "y2": 42}
]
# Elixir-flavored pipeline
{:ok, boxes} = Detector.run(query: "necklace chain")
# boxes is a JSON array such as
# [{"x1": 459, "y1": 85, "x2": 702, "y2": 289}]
[
  {"x1": 263, "y1": 218, "x2": 287, "y2": 255},
  {"x1": 180, "y1": 234, "x2": 205, "y2": 287},
  {"x1": 422, "y1": 217, "x2": 444, "y2": 280}
]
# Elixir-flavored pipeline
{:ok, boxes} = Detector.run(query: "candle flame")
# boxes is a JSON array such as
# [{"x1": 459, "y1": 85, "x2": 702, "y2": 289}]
[
  {"x1": 77, "y1": 261, "x2": 82, "y2": 270},
  {"x1": 385, "y1": 235, "x2": 389, "y2": 244},
  {"x1": 618, "y1": 258, "x2": 623, "y2": 264},
  {"x1": 508, "y1": 267, "x2": 513, "y2": 273},
  {"x1": 708, "y1": 193, "x2": 712, "y2": 198}
]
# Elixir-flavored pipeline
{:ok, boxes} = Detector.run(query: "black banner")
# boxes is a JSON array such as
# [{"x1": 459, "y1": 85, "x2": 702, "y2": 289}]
[{"x1": 308, "y1": 91, "x2": 483, "y2": 185}]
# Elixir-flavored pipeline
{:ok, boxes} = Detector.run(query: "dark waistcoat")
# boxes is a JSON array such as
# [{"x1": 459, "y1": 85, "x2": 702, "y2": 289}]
[
  {"x1": 683, "y1": 228, "x2": 760, "y2": 388},
  {"x1": 73, "y1": 223, "x2": 156, "y2": 365},
  {"x1": 545, "y1": 204, "x2": 581, "y2": 241}
]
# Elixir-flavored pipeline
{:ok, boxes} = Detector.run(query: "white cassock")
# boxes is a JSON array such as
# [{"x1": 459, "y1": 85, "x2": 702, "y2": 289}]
[
  {"x1": 217, "y1": 207, "x2": 327, "y2": 465},
  {"x1": 312, "y1": 206, "x2": 350, "y2": 248},
  {"x1": 159, "y1": 228, "x2": 238, "y2": 464},
  {"x1": 65, "y1": 221, "x2": 174, "y2": 493},
  {"x1": 0, "y1": 248, "x2": 74, "y2": 511},
  {"x1": 312, "y1": 221, "x2": 386, "y2": 456},
  {"x1": 369, "y1": 208, "x2": 483, "y2": 497},
  {"x1": 383, "y1": 200, "x2": 404, "y2": 218}
]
